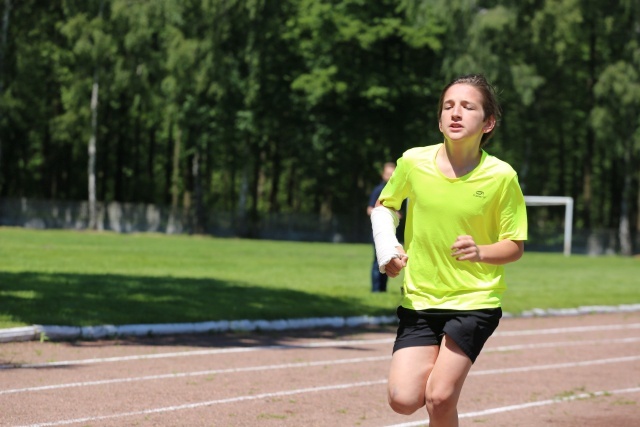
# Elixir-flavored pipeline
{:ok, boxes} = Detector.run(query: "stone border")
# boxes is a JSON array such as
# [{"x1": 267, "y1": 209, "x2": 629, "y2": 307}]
[{"x1": 2, "y1": 304, "x2": 639, "y2": 343}]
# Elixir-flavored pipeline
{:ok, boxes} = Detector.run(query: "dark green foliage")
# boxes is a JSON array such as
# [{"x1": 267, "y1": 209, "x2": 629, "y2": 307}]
[{"x1": 0, "y1": 0, "x2": 637, "y2": 250}]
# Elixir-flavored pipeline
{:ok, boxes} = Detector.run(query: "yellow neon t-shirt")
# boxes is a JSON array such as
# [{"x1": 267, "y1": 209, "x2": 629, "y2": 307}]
[{"x1": 380, "y1": 144, "x2": 528, "y2": 310}]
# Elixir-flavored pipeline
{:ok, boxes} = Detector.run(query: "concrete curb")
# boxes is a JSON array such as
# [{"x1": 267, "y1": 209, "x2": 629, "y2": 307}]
[
  {"x1": 2, "y1": 304, "x2": 639, "y2": 343},
  {"x1": 0, "y1": 315, "x2": 398, "y2": 343}
]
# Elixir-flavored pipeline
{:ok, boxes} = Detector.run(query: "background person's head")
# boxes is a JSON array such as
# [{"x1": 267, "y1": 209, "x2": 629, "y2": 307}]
[{"x1": 382, "y1": 162, "x2": 396, "y2": 182}]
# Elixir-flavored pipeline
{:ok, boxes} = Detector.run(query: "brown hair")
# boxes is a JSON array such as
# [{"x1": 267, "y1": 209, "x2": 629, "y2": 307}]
[{"x1": 437, "y1": 74, "x2": 502, "y2": 147}]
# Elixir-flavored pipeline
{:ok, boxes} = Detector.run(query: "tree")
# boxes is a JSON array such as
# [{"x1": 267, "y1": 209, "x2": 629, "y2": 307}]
[
  {"x1": 287, "y1": 0, "x2": 444, "y2": 222},
  {"x1": 0, "y1": 0, "x2": 11, "y2": 191},
  {"x1": 58, "y1": 0, "x2": 115, "y2": 227},
  {"x1": 0, "y1": 0, "x2": 637, "y2": 251},
  {"x1": 592, "y1": 59, "x2": 640, "y2": 255},
  {"x1": 87, "y1": 0, "x2": 105, "y2": 229}
]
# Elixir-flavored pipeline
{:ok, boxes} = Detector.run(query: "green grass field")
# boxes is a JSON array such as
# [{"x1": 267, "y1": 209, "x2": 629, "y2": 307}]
[{"x1": 0, "y1": 227, "x2": 638, "y2": 329}]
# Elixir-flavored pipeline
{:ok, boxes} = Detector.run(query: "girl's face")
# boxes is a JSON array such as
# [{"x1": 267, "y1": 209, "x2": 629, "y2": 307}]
[{"x1": 438, "y1": 83, "x2": 495, "y2": 145}]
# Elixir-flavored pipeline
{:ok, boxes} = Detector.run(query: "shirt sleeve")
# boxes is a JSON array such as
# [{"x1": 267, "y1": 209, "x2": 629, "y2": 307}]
[
  {"x1": 498, "y1": 174, "x2": 528, "y2": 241},
  {"x1": 379, "y1": 155, "x2": 411, "y2": 211}
]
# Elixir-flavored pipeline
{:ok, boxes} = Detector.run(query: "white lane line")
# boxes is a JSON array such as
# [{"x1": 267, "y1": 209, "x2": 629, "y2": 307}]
[
  {"x1": 0, "y1": 338, "x2": 394, "y2": 369},
  {"x1": 2, "y1": 322, "x2": 639, "y2": 370},
  {"x1": 383, "y1": 386, "x2": 640, "y2": 427},
  {"x1": 3, "y1": 350, "x2": 638, "y2": 399},
  {"x1": 2, "y1": 337, "x2": 639, "y2": 395},
  {"x1": 469, "y1": 355, "x2": 640, "y2": 376},
  {"x1": 13, "y1": 383, "x2": 640, "y2": 427},
  {"x1": 486, "y1": 336, "x2": 640, "y2": 353},
  {"x1": 0, "y1": 356, "x2": 389, "y2": 395},
  {"x1": 13, "y1": 379, "x2": 388, "y2": 427},
  {"x1": 493, "y1": 322, "x2": 640, "y2": 336}
]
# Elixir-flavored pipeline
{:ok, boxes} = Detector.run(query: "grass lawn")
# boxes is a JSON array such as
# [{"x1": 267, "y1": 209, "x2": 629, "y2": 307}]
[{"x1": 0, "y1": 227, "x2": 638, "y2": 329}]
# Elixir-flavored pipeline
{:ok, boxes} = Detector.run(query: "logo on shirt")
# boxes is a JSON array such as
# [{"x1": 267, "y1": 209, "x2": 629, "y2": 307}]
[{"x1": 473, "y1": 190, "x2": 486, "y2": 199}]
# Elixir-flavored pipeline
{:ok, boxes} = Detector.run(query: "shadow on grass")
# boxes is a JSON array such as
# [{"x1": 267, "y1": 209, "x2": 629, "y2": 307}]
[{"x1": 0, "y1": 272, "x2": 392, "y2": 327}]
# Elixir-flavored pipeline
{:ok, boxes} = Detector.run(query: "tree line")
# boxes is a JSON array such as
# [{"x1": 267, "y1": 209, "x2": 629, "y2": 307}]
[{"x1": 0, "y1": 0, "x2": 638, "y2": 253}]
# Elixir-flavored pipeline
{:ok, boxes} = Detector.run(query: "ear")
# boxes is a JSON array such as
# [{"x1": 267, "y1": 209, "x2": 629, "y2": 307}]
[
  {"x1": 438, "y1": 119, "x2": 443, "y2": 133},
  {"x1": 483, "y1": 116, "x2": 496, "y2": 133}
]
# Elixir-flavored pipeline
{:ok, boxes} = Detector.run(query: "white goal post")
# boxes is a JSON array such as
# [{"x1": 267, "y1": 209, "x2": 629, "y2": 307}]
[{"x1": 524, "y1": 196, "x2": 574, "y2": 256}]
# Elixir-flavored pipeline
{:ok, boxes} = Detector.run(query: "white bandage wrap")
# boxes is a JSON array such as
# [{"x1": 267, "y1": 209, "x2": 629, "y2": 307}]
[{"x1": 370, "y1": 206, "x2": 404, "y2": 273}]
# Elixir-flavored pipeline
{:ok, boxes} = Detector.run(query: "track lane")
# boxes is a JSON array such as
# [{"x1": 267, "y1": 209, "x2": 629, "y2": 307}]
[{"x1": 1, "y1": 312, "x2": 638, "y2": 426}]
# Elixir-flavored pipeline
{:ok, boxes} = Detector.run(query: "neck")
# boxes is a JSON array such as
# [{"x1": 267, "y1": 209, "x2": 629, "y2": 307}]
[
  {"x1": 443, "y1": 139, "x2": 481, "y2": 163},
  {"x1": 438, "y1": 141, "x2": 482, "y2": 178}
]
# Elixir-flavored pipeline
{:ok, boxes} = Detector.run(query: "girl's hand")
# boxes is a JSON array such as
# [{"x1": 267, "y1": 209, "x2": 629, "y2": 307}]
[
  {"x1": 385, "y1": 247, "x2": 408, "y2": 277},
  {"x1": 451, "y1": 235, "x2": 481, "y2": 262}
]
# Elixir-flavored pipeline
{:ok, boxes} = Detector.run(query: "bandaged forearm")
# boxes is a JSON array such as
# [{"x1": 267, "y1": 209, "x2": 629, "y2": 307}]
[{"x1": 370, "y1": 206, "x2": 404, "y2": 273}]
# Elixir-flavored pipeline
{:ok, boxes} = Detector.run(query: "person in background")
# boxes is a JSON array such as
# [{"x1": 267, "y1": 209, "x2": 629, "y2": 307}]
[
  {"x1": 371, "y1": 74, "x2": 527, "y2": 426},
  {"x1": 367, "y1": 162, "x2": 397, "y2": 292}
]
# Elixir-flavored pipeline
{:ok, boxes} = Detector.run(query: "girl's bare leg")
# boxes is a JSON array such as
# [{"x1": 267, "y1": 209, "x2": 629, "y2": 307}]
[
  {"x1": 387, "y1": 345, "x2": 439, "y2": 415},
  {"x1": 387, "y1": 336, "x2": 473, "y2": 427},
  {"x1": 425, "y1": 335, "x2": 473, "y2": 427}
]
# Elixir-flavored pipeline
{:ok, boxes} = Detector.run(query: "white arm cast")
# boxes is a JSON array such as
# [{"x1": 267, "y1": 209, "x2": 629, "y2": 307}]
[{"x1": 370, "y1": 206, "x2": 404, "y2": 273}]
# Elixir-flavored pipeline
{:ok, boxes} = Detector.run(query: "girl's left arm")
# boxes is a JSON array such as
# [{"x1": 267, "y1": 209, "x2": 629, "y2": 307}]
[{"x1": 451, "y1": 236, "x2": 524, "y2": 265}]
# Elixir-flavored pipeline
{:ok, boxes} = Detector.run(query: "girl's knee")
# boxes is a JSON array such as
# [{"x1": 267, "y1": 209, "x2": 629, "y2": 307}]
[
  {"x1": 388, "y1": 388, "x2": 424, "y2": 415},
  {"x1": 388, "y1": 397, "x2": 422, "y2": 415},
  {"x1": 425, "y1": 388, "x2": 457, "y2": 417}
]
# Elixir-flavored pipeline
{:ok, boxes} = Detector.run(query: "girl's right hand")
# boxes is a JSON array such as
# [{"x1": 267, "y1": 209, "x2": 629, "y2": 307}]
[{"x1": 385, "y1": 247, "x2": 407, "y2": 278}]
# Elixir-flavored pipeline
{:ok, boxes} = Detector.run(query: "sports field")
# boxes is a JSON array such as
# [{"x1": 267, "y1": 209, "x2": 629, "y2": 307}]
[{"x1": 0, "y1": 227, "x2": 638, "y2": 329}]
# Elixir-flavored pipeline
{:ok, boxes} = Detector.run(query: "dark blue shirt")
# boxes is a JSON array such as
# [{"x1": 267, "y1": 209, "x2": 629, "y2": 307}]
[{"x1": 368, "y1": 181, "x2": 387, "y2": 208}]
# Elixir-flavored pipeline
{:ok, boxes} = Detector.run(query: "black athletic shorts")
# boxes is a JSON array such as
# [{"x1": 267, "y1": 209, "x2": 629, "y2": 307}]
[{"x1": 392, "y1": 305, "x2": 502, "y2": 363}]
